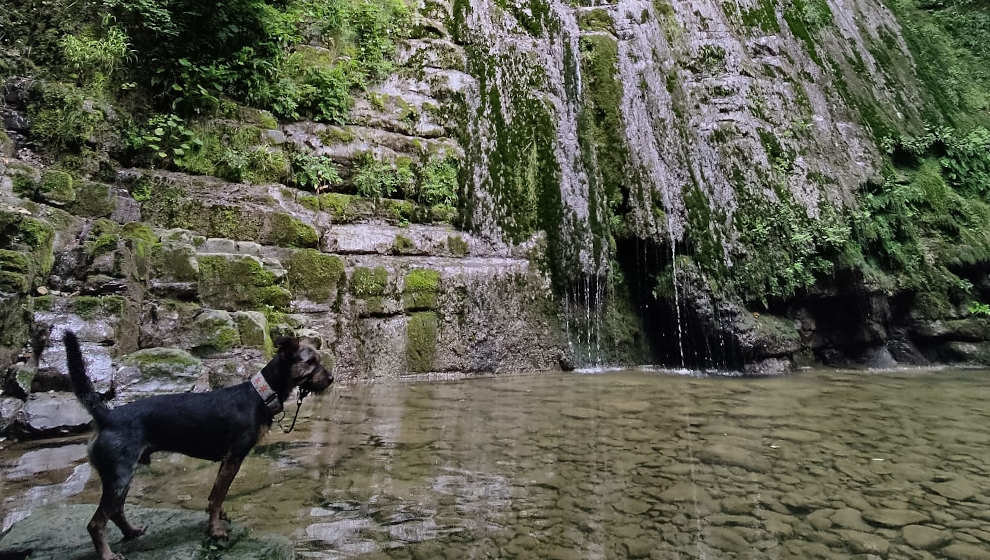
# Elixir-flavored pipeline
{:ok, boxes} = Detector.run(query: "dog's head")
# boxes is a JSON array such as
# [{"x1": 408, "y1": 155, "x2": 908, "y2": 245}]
[{"x1": 275, "y1": 337, "x2": 333, "y2": 393}]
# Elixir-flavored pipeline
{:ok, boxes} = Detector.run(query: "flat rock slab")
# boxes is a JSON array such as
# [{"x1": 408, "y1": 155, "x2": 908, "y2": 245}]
[
  {"x1": 902, "y1": 525, "x2": 951, "y2": 550},
  {"x1": 0, "y1": 504, "x2": 292, "y2": 560},
  {"x1": 697, "y1": 444, "x2": 771, "y2": 473},
  {"x1": 863, "y1": 508, "x2": 929, "y2": 528}
]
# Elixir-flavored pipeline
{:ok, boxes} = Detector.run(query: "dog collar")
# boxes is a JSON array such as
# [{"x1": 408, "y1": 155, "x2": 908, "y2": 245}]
[{"x1": 250, "y1": 372, "x2": 283, "y2": 415}]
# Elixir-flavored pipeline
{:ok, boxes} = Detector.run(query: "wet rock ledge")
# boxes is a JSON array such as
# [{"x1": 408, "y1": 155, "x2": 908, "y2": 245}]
[{"x1": 0, "y1": 504, "x2": 291, "y2": 560}]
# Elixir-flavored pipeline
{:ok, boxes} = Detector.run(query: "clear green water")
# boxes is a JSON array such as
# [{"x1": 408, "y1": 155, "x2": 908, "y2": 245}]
[{"x1": 2, "y1": 368, "x2": 990, "y2": 558}]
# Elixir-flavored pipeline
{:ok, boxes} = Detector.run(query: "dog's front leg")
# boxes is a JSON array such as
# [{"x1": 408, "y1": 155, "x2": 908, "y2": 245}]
[{"x1": 206, "y1": 455, "x2": 244, "y2": 539}]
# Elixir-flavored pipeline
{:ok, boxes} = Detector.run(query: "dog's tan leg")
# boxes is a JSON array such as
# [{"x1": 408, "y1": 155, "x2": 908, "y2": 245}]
[
  {"x1": 88, "y1": 506, "x2": 121, "y2": 560},
  {"x1": 206, "y1": 455, "x2": 243, "y2": 539}
]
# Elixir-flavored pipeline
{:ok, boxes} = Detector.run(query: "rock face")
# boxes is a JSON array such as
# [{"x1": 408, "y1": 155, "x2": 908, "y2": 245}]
[
  {"x1": 0, "y1": 504, "x2": 293, "y2": 560},
  {"x1": 1, "y1": 0, "x2": 988, "y2": 423}
]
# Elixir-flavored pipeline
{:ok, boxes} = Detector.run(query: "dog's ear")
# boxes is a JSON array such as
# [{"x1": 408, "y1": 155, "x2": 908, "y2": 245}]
[{"x1": 275, "y1": 336, "x2": 300, "y2": 358}]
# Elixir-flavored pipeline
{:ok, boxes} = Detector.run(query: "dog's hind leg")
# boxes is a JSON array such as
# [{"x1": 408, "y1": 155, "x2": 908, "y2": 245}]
[
  {"x1": 89, "y1": 433, "x2": 145, "y2": 559},
  {"x1": 206, "y1": 454, "x2": 244, "y2": 539}
]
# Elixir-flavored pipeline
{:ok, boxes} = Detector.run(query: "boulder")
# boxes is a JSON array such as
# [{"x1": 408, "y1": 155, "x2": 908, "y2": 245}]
[
  {"x1": 0, "y1": 396, "x2": 24, "y2": 432},
  {"x1": 0, "y1": 504, "x2": 293, "y2": 560},
  {"x1": 233, "y1": 311, "x2": 273, "y2": 356},
  {"x1": 13, "y1": 392, "x2": 91, "y2": 436},
  {"x1": 116, "y1": 347, "x2": 204, "y2": 398}
]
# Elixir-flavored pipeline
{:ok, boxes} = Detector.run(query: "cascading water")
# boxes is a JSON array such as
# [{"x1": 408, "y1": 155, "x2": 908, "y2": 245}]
[{"x1": 451, "y1": 0, "x2": 900, "y2": 370}]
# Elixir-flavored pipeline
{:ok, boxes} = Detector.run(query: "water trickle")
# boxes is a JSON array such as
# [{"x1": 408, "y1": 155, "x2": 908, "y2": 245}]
[{"x1": 669, "y1": 238, "x2": 686, "y2": 369}]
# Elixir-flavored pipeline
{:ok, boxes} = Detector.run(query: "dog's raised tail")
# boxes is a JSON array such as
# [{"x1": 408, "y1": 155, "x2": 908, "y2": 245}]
[{"x1": 65, "y1": 331, "x2": 109, "y2": 426}]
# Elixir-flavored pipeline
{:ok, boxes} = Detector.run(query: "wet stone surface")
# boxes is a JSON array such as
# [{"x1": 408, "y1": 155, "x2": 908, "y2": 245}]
[{"x1": 1, "y1": 368, "x2": 989, "y2": 558}]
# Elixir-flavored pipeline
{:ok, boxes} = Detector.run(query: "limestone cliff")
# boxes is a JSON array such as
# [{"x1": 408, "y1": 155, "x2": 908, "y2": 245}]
[{"x1": 0, "y1": 0, "x2": 988, "y2": 428}]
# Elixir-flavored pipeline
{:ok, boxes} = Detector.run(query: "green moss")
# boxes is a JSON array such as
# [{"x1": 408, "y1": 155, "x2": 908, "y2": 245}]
[
  {"x1": 32, "y1": 294, "x2": 54, "y2": 311},
  {"x1": 198, "y1": 254, "x2": 289, "y2": 310},
  {"x1": 577, "y1": 8, "x2": 614, "y2": 32},
  {"x1": 191, "y1": 310, "x2": 241, "y2": 355},
  {"x1": 317, "y1": 126, "x2": 356, "y2": 145},
  {"x1": 783, "y1": 1, "x2": 822, "y2": 66},
  {"x1": 0, "y1": 129, "x2": 12, "y2": 156},
  {"x1": 270, "y1": 213, "x2": 319, "y2": 248},
  {"x1": 447, "y1": 235, "x2": 469, "y2": 257},
  {"x1": 121, "y1": 222, "x2": 159, "y2": 259},
  {"x1": 0, "y1": 250, "x2": 31, "y2": 274},
  {"x1": 392, "y1": 235, "x2": 416, "y2": 254},
  {"x1": 350, "y1": 266, "x2": 388, "y2": 298},
  {"x1": 298, "y1": 194, "x2": 321, "y2": 212},
  {"x1": 9, "y1": 163, "x2": 39, "y2": 197},
  {"x1": 69, "y1": 181, "x2": 116, "y2": 217},
  {"x1": 233, "y1": 311, "x2": 273, "y2": 357},
  {"x1": 285, "y1": 249, "x2": 345, "y2": 303},
  {"x1": 430, "y1": 204, "x2": 458, "y2": 224},
  {"x1": 102, "y1": 295, "x2": 126, "y2": 316},
  {"x1": 0, "y1": 271, "x2": 29, "y2": 293},
  {"x1": 152, "y1": 242, "x2": 199, "y2": 282},
  {"x1": 0, "y1": 211, "x2": 55, "y2": 286},
  {"x1": 682, "y1": 184, "x2": 726, "y2": 278},
  {"x1": 70, "y1": 296, "x2": 102, "y2": 319},
  {"x1": 320, "y1": 193, "x2": 355, "y2": 222},
  {"x1": 403, "y1": 268, "x2": 440, "y2": 310},
  {"x1": 406, "y1": 311, "x2": 438, "y2": 373},
  {"x1": 123, "y1": 347, "x2": 201, "y2": 376},
  {"x1": 68, "y1": 295, "x2": 124, "y2": 319},
  {"x1": 39, "y1": 170, "x2": 76, "y2": 205},
  {"x1": 578, "y1": 32, "x2": 628, "y2": 267}
]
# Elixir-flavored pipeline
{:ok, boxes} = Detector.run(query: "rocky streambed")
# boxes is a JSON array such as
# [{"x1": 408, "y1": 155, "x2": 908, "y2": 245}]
[{"x1": 2, "y1": 367, "x2": 990, "y2": 559}]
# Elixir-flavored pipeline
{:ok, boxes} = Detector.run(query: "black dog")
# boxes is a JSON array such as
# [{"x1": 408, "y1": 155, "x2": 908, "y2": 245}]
[{"x1": 64, "y1": 331, "x2": 332, "y2": 560}]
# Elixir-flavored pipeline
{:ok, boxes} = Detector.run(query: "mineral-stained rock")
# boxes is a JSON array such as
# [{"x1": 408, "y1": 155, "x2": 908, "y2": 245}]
[{"x1": 0, "y1": 504, "x2": 293, "y2": 560}]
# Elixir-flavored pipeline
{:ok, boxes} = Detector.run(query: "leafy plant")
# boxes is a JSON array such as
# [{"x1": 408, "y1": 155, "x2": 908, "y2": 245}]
[
  {"x1": 351, "y1": 152, "x2": 412, "y2": 199},
  {"x1": 60, "y1": 19, "x2": 131, "y2": 87},
  {"x1": 969, "y1": 302, "x2": 990, "y2": 316},
  {"x1": 418, "y1": 155, "x2": 459, "y2": 206},
  {"x1": 291, "y1": 152, "x2": 341, "y2": 192},
  {"x1": 127, "y1": 113, "x2": 201, "y2": 168},
  {"x1": 28, "y1": 82, "x2": 109, "y2": 152}
]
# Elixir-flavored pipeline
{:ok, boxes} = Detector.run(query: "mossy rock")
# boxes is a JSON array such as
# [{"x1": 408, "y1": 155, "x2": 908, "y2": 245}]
[
  {"x1": 0, "y1": 129, "x2": 13, "y2": 157},
  {"x1": 269, "y1": 213, "x2": 319, "y2": 248},
  {"x1": 350, "y1": 266, "x2": 388, "y2": 298},
  {"x1": 151, "y1": 241, "x2": 199, "y2": 282},
  {"x1": 69, "y1": 180, "x2": 116, "y2": 217},
  {"x1": 191, "y1": 310, "x2": 241, "y2": 355},
  {"x1": 38, "y1": 169, "x2": 76, "y2": 206},
  {"x1": 392, "y1": 234, "x2": 416, "y2": 255},
  {"x1": 0, "y1": 504, "x2": 293, "y2": 560},
  {"x1": 0, "y1": 210, "x2": 55, "y2": 291},
  {"x1": 285, "y1": 249, "x2": 344, "y2": 303},
  {"x1": 197, "y1": 255, "x2": 290, "y2": 311},
  {"x1": 941, "y1": 341, "x2": 990, "y2": 364},
  {"x1": 33, "y1": 294, "x2": 55, "y2": 311},
  {"x1": 406, "y1": 311, "x2": 438, "y2": 373},
  {"x1": 447, "y1": 235, "x2": 469, "y2": 257},
  {"x1": 67, "y1": 295, "x2": 125, "y2": 319},
  {"x1": 7, "y1": 162, "x2": 40, "y2": 197},
  {"x1": 402, "y1": 268, "x2": 440, "y2": 311},
  {"x1": 85, "y1": 228, "x2": 122, "y2": 258},
  {"x1": 122, "y1": 347, "x2": 202, "y2": 379},
  {"x1": 234, "y1": 310, "x2": 274, "y2": 357},
  {"x1": 0, "y1": 250, "x2": 32, "y2": 293}
]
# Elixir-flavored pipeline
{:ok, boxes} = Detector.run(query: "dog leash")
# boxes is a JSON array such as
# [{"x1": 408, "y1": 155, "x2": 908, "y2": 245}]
[{"x1": 278, "y1": 387, "x2": 310, "y2": 434}]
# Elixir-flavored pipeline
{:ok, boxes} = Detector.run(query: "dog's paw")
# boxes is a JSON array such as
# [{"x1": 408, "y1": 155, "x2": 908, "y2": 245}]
[
  {"x1": 207, "y1": 525, "x2": 229, "y2": 540},
  {"x1": 108, "y1": 553, "x2": 128, "y2": 560},
  {"x1": 122, "y1": 526, "x2": 146, "y2": 541}
]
